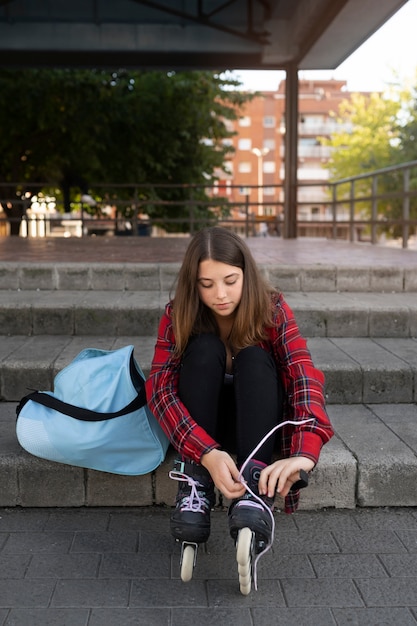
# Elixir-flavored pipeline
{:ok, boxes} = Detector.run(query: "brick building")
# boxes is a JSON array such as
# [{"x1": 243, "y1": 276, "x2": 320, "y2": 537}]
[{"x1": 216, "y1": 78, "x2": 353, "y2": 235}]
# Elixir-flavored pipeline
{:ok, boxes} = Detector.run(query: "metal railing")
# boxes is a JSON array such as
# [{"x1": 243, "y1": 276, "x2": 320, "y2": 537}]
[{"x1": 1, "y1": 160, "x2": 416, "y2": 246}]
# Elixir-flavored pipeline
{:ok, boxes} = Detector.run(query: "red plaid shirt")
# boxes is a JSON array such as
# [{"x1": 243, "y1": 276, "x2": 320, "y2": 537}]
[{"x1": 145, "y1": 292, "x2": 333, "y2": 513}]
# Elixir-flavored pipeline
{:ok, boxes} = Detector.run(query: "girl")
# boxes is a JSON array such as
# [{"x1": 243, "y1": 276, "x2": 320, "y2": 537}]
[{"x1": 146, "y1": 226, "x2": 333, "y2": 554}]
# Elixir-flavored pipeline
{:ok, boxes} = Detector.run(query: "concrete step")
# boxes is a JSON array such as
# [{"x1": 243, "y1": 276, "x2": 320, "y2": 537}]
[
  {"x1": 1, "y1": 334, "x2": 416, "y2": 403},
  {"x1": 2, "y1": 401, "x2": 417, "y2": 510},
  {"x1": 1, "y1": 290, "x2": 416, "y2": 338},
  {"x1": 1, "y1": 261, "x2": 416, "y2": 292}
]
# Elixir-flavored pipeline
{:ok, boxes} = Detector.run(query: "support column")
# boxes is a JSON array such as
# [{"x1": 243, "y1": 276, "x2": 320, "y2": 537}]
[{"x1": 283, "y1": 63, "x2": 299, "y2": 239}]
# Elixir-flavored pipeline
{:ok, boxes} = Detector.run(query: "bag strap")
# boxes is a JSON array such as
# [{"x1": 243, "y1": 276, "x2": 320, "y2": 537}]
[{"x1": 17, "y1": 385, "x2": 147, "y2": 422}]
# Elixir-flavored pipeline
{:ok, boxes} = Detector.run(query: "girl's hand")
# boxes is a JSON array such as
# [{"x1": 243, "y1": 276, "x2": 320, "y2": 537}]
[
  {"x1": 258, "y1": 456, "x2": 315, "y2": 499},
  {"x1": 201, "y1": 449, "x2": 246, "y2": 500}
]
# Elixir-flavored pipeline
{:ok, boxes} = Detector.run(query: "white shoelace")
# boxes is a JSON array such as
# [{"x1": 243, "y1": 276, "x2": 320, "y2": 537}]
[
  {"x1": 169, "y1": 470, "x2": 208, "y2": 513},
  {"x1": 237, "y1": 418, "x2": 315, "y2": 590}
]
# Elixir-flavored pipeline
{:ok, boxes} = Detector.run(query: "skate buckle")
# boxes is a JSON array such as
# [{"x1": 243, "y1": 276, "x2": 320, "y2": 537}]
[{"x1": 173, "y1": 460, "x2": 186, "y2": 473}]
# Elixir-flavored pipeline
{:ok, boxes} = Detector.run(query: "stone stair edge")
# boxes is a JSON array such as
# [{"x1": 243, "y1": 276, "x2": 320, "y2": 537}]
[
  {"x1": 0, "y1": 262, "x2": 416, "y2": 291},
  {"x1": 1, "y1": 401, "x2": 417, "y2": 509},
  {"x1": 1, "y1": 291, "x2": 416, "y2": 338},
  {"x1": 0, "y1": 335, "x2": 416, "y2": 404}
]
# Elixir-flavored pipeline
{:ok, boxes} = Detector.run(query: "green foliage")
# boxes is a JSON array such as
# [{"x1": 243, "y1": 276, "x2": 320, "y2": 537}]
[
  {"x1": 0, "y1": 68, "x2": 251, "y2": 231},
  {"x1": 322, "y1": 87, "x2": 417, "y2": 238},
  {"x1": 322, "y1": 92, "x2": 403, "y2": 179}
]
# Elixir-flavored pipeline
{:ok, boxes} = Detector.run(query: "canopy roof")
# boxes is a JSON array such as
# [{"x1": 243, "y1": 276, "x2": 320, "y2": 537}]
[{"x1": 0, "y1": 0, "x2": 409, "y2": 71}]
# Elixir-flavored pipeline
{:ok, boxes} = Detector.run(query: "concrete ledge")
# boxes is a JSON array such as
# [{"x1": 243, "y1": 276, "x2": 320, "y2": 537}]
[
  {"x1": 2, "y1": 334, "x2": 416, "y2": 403},
  {"x1": 2, "y1": 403, "x2": 417, "y2": 509},
  {"x1": 329, "y1": 404, "x2": 417, "y2": 507},
  {"x1": 1, "y1": 290, "x2": 417, "y2": 338},
  {"x1": 0, "y1": 262, "x2": 416, "y2": 292}
]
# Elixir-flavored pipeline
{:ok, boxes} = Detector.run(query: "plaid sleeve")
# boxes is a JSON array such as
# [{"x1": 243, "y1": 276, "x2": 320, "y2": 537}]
[
  {"x1": 145, "y1": 303, "x2": 220, "y2": 463},
  {"x1": 269, "y1": 293, "x2": 334, "y2": 463},
  {"x1": 267, "y1": 293, "x2": 334, "y2": 514}
]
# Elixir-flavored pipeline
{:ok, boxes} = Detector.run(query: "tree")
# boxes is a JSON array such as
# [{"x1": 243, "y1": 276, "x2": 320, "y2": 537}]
[
  {"x1": 0, "y1": 69, "x2": 251, "y2": 233},
  {"x1": 396, "y1": 79, "x2": 417, "y2": 238},
  {"x1": 321, "y1": 88, "x2": 414, "y2": 238}
]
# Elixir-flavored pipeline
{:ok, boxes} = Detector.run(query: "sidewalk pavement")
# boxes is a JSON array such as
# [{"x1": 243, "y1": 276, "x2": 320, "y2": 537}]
[{"x1": 2, "y1": 506, "x2": 417, "y2": 625}]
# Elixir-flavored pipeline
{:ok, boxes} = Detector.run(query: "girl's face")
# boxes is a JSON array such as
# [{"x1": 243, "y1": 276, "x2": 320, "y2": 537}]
[{"x1": 197, "y1": 259, "x2": 243, "y2": 320}]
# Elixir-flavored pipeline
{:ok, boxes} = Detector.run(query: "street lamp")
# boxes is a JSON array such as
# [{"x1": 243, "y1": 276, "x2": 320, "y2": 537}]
[{"x1": 251, "y1": 147, "x2": 269, "y2": 214}]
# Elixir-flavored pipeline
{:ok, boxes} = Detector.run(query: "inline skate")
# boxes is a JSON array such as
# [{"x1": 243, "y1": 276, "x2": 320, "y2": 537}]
[
  {"x1": 228, "y1": 459, "x2": 274, "y2": 595},
  {"x1": 170, "y1": 459, "x2": 215, "y2": 582},
  {"x1": 228, "y1": 459, "x2": 309, "y2": 595}
]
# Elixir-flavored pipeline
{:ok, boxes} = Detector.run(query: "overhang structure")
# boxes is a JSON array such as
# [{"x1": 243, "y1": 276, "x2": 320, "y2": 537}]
[{"x1": 0, "y1": 0, "x2": 410, "y2": 237}]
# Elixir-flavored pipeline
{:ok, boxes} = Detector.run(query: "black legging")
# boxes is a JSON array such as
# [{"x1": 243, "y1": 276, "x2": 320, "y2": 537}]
[{"x1": 178, "y1": 334, "x2": 284, "y2": 466}]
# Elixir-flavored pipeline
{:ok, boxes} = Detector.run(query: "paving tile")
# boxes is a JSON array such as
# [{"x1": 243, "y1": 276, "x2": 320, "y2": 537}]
[
  {"x1": 393, "y1": 530, "x2": 417, "y2": 552},
  {"x1": 3, "y1": 609, "x2": 90, "y2": 626},
  {"x1": 171, "y1": 607, "x2": 253, "y2": 626},
  {"x1": 309, "y1": 553, "x2": 387, "y2": 578},
  {"x1": 43, "y1": 509, "x2": 111, "y2": 532},
  {"x1": 267, "y1": 529, "x2": 340, "y2": 554},
  {"x1": 355, "y1": 577, "x2": 417, "y2": 607},
  {"x1": 129, "y1": 579, "x2": 208, "y2": 607},
  {"x1": 89, "y1": 608, "x2": 170, "y2": 626},
  {"x1": 0, "y1": 509, "x2": 49, "y2": 532},
  {"x1": 99, "y1": 553, "x2": 170, "y2": 578},
  {"x1": 207, "y1": 578, "x2": 284, "y2": 607},
  {"x1": 330, "y1": 529, "x2": 407, "y2": 554},
  {"x1": 70, "y1": 531, "x2": 138, "y2": 553},
  {"x1": 251, "y1": 607, "x2": 336, "y2": 626},
  {"x1": 379, "y1": 553, "x2": 417, "y2": 577},
  {"x1": 26, "y1": 553, "x2": 101, "y2": 579},
  {"x1": 331, "y1": 607, "x2": 417, "y2": 625},
  {"x1": 281, "y1": 578, "x2": 363, "y2": 607},
  {"x1": 0, "y1": 580, "x2": 54, "y2": 608},
  {"x1": 51, "y1": 579, "x2": 130, "y2": 608},
  {"x1": 293, "y1": 509, "x2": 361, "y2": 532},
  {"x1": 351, "y1": 505, "x2": 417, "y2": 531},
  {"x1": 2, "y1": 532, "x2": 74, "y2": 555},
  {"x1": 0, "y1": 555, "x2": 31, "y2": 579}
]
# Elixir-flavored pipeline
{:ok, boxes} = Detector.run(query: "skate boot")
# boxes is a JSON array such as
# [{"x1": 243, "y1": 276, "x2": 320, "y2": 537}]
[
  {"x1": 169, "y1": 459, "x2": 215, "y2": 582},
  {"x1": 228, "y1": 459, "x2": 274, "y2": 595}
]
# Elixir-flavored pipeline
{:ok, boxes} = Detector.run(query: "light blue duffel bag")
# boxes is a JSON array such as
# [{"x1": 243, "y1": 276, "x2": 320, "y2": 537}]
[{"x1": 16, "y1": 345, "x2": 169, "y2": 475}]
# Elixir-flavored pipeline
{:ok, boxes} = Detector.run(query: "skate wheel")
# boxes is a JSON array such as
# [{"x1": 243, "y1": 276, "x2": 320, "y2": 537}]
[
  {"x1": 236, "y1": 527, "x2": 252, "y2": 565},
  {"x1": 180, "y1": 544, "x2": 195, "y2": 582},
  {"x1": 236, "y1": 527, "x2": 252, "y2": 595}
]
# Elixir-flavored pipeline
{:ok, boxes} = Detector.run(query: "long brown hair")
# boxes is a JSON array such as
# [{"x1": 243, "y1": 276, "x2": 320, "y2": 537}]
[{"x1": 172, "y1": 227, "x2": 275, "y2": 355}]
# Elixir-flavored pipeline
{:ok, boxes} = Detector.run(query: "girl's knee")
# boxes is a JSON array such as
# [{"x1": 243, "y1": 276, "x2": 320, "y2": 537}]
[
  {"x1": 235, "y1": 345, "x2": 273, "y2": 368},
  {"x1": 183, "y1": 333, "x2": 226, "y2": 368}
]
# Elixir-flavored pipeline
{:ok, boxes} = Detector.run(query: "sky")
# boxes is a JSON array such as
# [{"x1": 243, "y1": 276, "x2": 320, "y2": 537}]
[{"x1": 233, "y1": 0, "x2": 417, "y2": 93}]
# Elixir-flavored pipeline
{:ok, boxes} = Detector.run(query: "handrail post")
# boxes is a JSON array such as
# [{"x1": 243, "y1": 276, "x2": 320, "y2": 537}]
[
  {"x1": 331, "y1": 182, "x2": 337, "y2": 239},
  {"x1": 132, "y1": 186, "x2": 138, "y2": 236},
  {"x1": 402, "y1": 168, "x2": 410, "y2": 249},
  {"x1": 245, "y1": 195, "x2": 249, "y2": 237},
  {"x1": 371, "y1": 175, "x2": 377, "y2": 244},
  {"x1": 349, "y1": 180, "x2": 355, "y2": 242}
]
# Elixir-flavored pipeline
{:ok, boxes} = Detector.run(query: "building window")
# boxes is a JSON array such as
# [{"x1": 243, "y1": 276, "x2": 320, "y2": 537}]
[
  {"x1": 263, "y1": 161, "x2": 276, "y2": 174},
  {"x1": 263, "y1": 139, "x2": 275, "y2": 151},
  {"x1": 263, "y1": 116, "x2": 276, "y2": 128},
  {"x1": 238, "y1": 161, "x2": 252, "y2": 173},
  {"x1": 239, "y1": 187, "x2": 249, "y2": 195},
  {"x1": 263, "y1": 187, "x2": 275, "y2": 196},
  {"x1": 238, "y1": 138, "x2": 252, "y2": 151},
  {"x1": 239, "y1": 116, "x2": 251, "y2": 127}
]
